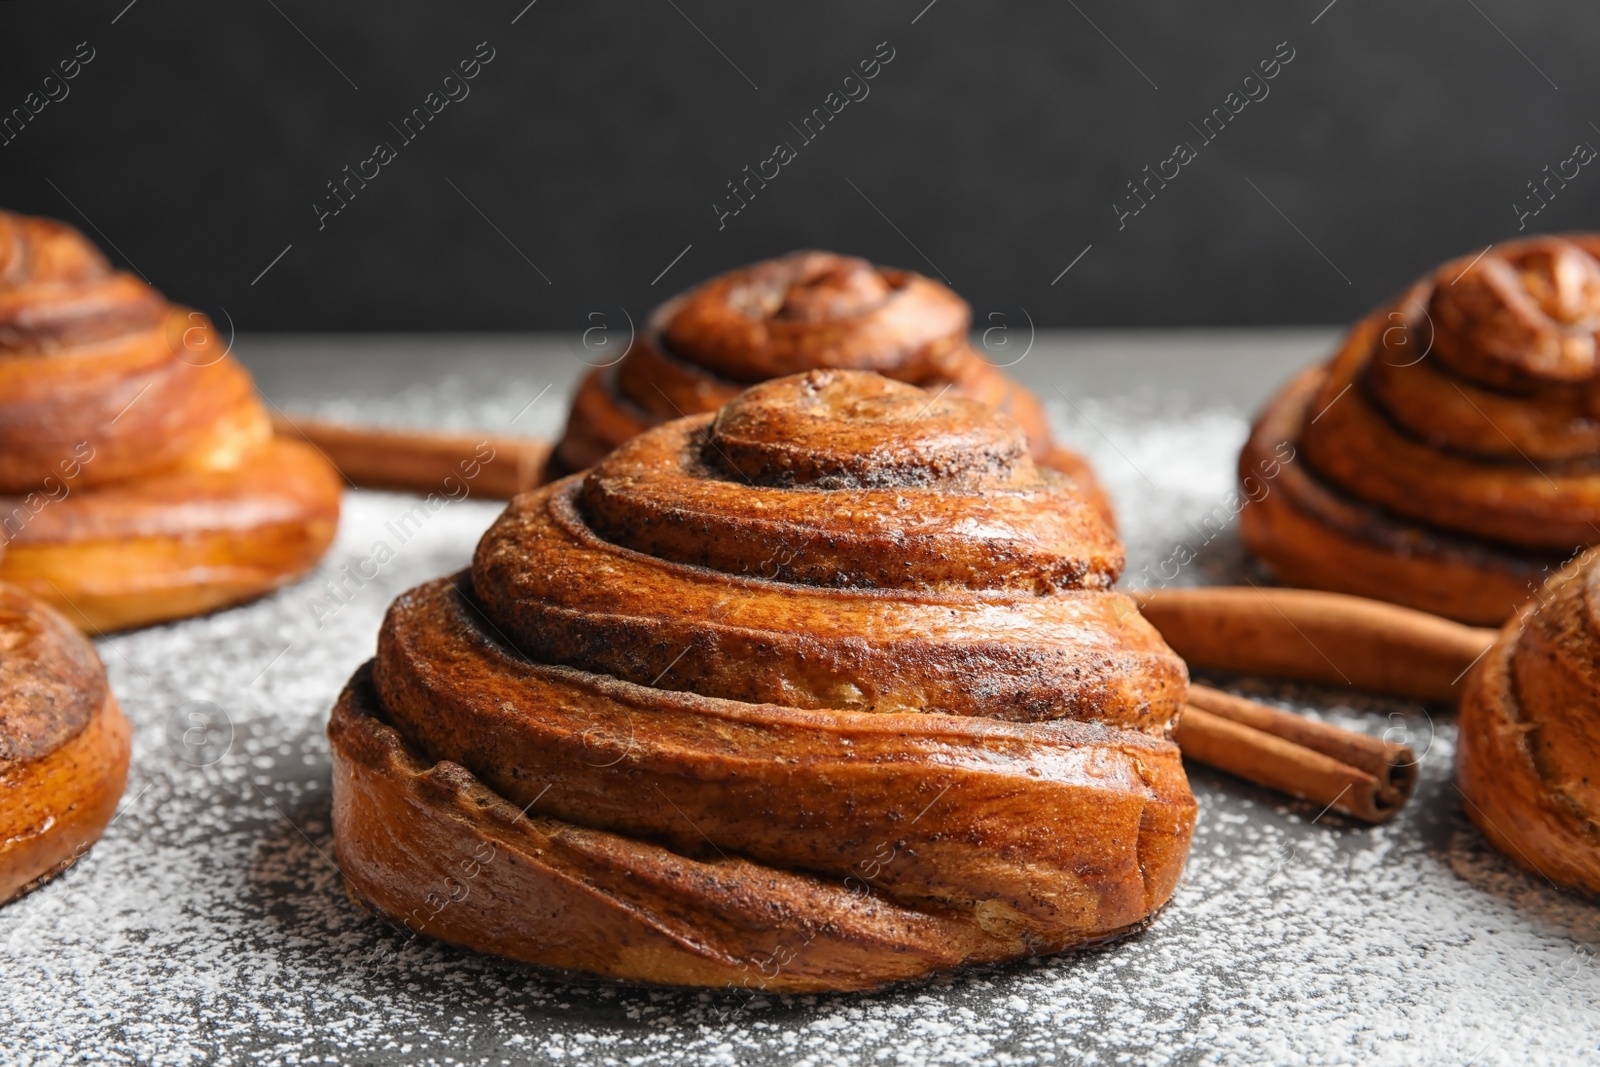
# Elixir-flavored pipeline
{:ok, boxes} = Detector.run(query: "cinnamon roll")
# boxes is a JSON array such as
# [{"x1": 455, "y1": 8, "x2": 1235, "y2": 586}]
[
  {"x1": 1241, "y1": 235, "x2": 1600, "y2": 624},
  {"x1": 330, "y1": 369, "x2": 1194, "y2": 992},
  {"x1": 1459, "y1": 546, "x2": 1600, "y2": 894},
  {"x1": 0, "y1": 580, "x2": 130, "y2": 904},
  {"x1": 548, "y1": 250, "x2": 1113, "y2": 522},
  {"x1": 0, "y1": 209, "x2": 342, "y2": 631}
]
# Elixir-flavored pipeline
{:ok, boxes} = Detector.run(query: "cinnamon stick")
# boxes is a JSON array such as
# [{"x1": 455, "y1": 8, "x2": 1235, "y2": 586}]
[
  {"x1": 1136, "y1": 586, "x2": 1499, "y2": 702},
  {"x1": 272, "y1": 414, "x2": 551, "y2": 500},
  {"x1": 1177, "y1": 683, "x2": 1418, "y2": 823}
]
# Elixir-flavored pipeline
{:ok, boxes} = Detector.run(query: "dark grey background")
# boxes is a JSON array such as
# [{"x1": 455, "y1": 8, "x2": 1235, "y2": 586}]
[{"x1": 1, "y1": 0, "x2": 1596, "y2": 330}]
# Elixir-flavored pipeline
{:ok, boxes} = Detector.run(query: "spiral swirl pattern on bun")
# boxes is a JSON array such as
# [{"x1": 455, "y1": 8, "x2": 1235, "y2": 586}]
[
  {"x1": 1241, "y1": 235, "x2": 1600, "y2": 624},
  {"x1": 1459, "y1": 547, "x2": 1600, "y2": 894},
  {"x1": 0, "y1": 581, "x2": 129, "y2": 904},
  {"x1": 331, "y1": 370, "x2": 1193, "y2": 992},
  {"x1": 549, "y1": 250, "x2": 1113, "y2": 521},
  {"x1": 0, "y1": 209, "x2": 341, "y2": 631}
]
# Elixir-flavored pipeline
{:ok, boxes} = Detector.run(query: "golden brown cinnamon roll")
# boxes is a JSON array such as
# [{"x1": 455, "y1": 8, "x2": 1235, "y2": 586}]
[
  {"x1": 548, "y1": 250, "x2": 1113, "y2": 522},
  {"x1": 1459, "y1": 547, "x2": 1600, "y2": 894},
  {"x1": 331, "y1": 370, "x2": 1193, "y2": 992},
  {"x1": 1241, "y1": 235, "x2": 1600, "y2": 624},
  {"x1": 0, "y1": 581, "x2": 130, "y2": 904},
  {"x1": 0, "y1": 209, "x2": 341, "y2": 631}
]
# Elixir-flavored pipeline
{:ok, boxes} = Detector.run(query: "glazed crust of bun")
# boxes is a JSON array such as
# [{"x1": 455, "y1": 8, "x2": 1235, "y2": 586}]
[
  {"x1": 1240, "y1": 361, "x2": 1552, "y2": 624},
  {"x1": 1242, "y1": 235, "x2": 1600, "y2": 625},
  {"x1": 1459, "y1": 549, "x2": 1600, "y2": 894},
  {"x1": 548, "y1": 251, "x2": 1113, "y2": 522},
  {"x1": 0, "y1": 209, "x2": 340, "y2": 631},
  {"x1": 0, "y1": 583, "x2": 130, "y2": 904},
  {"x1": 331, "y1": 370, "x2": 1194, "y2": 992}
]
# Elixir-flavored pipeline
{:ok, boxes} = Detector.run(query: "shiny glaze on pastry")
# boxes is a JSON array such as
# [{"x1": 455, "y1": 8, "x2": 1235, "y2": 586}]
[
  {"x1": 0, "y1": 582, "x2": 129, "y2": 904},
  {"x1": 1459, "y1": 547, "x2": 1600, "y2": 893},
  {"x1": 0, "y1": 209, "x2": 341, "y2": 630},
  {"x1": 1241, "y1": 235, "x2": 1600, "y2": 624},
  {"x1": 331, "y1": 370, "x2": 1193, "y2": 991},
  {"x1": 547, "y1": 251, "x2": 1113, "y2": 521}
]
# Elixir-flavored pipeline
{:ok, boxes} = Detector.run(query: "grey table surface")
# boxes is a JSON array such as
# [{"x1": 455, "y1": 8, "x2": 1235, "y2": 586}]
[{"x1": 5, "y1": 331, "x2": 1598, "y2": 1067}]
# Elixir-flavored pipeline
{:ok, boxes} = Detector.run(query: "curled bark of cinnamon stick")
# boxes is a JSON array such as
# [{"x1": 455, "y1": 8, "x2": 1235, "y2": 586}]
[
  {"x1": 271, "y1": 415, "x2": 550, "y2": 500},
  {"x1": 1136, "y1": 586, "x2": 1498, "y2": 703},
  {"x1": 1177, "y1": 684, "x2": 1418, "y2": 823}
]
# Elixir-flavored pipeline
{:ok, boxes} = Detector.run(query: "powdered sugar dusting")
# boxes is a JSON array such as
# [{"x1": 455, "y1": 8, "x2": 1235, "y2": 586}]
[{"x1": 2, "y1": 337, "x2": 1597, "y2": 1065}]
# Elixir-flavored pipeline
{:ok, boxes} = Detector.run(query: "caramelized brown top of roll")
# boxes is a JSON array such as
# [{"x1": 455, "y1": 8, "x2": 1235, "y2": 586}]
[
  {"x1": 547, "y1": 252, "x2": 1108, "y2": 524},
  {"x1": 660, "y1": 251, "x2": 970, "y2": 384},
  {"x1": 0, "y1": 213, "x2": 166, "y2": 351},
  {"x1": 0, "y1": 209, "x2": 267, "y2": 495},
  {"x1": 580, "y1": 371, "x2": 1119, "y2": 592},
  {"x1": 476, "y1": 370, "x2": 1176, "y2": 730},
  {"x1": 1430, "y1": 235, "x2": 1600, "y2": 389},
  {"x1": 0, "y1": 582, "x2": 108, "y2": 766},
  {"x1": 1297, "y1": 235, "x2": 1600, "y2": 551}
]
